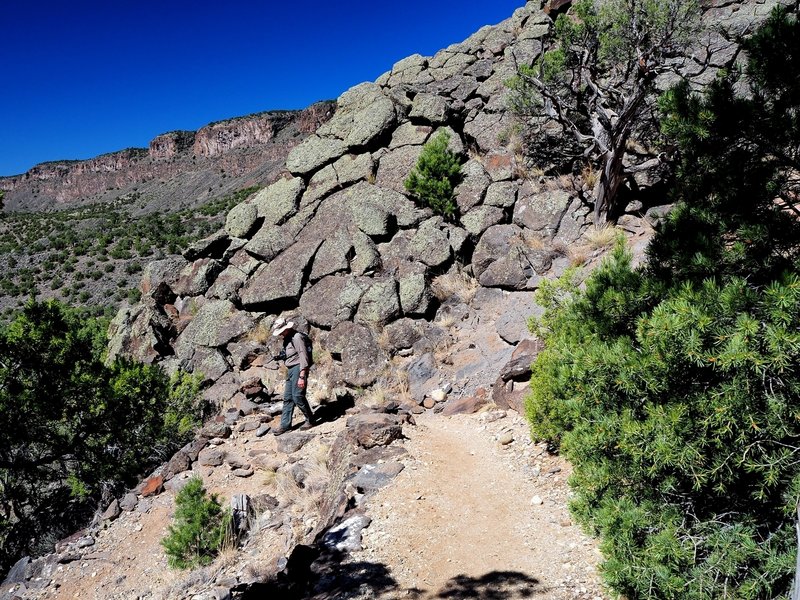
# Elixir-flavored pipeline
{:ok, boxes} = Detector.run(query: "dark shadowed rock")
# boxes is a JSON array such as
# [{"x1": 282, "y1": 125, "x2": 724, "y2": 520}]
[
  {"x1": 405, "y1": 352, "x2": 437, "y2": 402},
  {"x1": 383, "y1": 318, "x2": 423, "y2": 352},
  {"x1": 345, "y1": 413, "x2": 407, "y2": 449},
  {"x1": 163, "y1": 450, "x2": 192, "y2": 481}
]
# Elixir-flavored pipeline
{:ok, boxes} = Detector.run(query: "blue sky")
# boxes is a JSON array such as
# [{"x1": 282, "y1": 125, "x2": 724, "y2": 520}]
[{"x1": 0, "y1": 0, "x2": 524, "y2": 177}]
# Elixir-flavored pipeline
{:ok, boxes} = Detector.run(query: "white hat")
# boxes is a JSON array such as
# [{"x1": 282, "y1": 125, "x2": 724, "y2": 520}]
[{"x1": 271, "y1": 317, "x2": 294, "y2": 337}]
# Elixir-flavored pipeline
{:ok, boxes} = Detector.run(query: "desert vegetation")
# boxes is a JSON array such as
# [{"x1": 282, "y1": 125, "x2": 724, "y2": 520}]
[
  {"x1": 0, "y1": 186, "x2": 258, "y2": 319},
  {"x1": 525, "y1": 8, "x2": 800, "y2": 597}
]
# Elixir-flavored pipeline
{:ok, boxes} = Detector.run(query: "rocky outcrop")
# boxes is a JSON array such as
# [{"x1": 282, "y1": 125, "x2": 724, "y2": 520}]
[{"x1": 107, "y1": 0, "x2": 775, "y2": 404}]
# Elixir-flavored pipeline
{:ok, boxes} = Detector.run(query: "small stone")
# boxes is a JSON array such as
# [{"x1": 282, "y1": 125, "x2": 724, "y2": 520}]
[
  {"x1": 531, "y1": 496, "x2": 543, "y2": 506},
  {"x1": 255, "y1": 424, "x2": 271, "y2": 437},
  {"x1": 498, "y1": 432, "x2": 514, "y2": 445},
  {"x1": 429, "y1": 389, "x2": 448, "y2": 403},
  {"x1": 422, "y1": 397, "x2": 436, "y2": 409},
  {"x1": 233, "y1": 468, "x2": 254, "y2": 478}
]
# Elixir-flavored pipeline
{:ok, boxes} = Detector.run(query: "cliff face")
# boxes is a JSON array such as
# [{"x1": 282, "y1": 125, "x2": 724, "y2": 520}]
[{"x1": 0, "y1": 103, "x2": 334, "y2": 214}]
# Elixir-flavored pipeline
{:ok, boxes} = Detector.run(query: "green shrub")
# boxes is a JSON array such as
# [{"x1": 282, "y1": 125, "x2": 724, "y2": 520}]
[
  {"x1": 403, "y1": 131, "x2": 463, "y2": 220},
  {"x1": 0, "y1": 300, "x2": 204, "y2": 572},
  {"x1": 161, "y1": 477, "x2": 231, "y2": 569}
]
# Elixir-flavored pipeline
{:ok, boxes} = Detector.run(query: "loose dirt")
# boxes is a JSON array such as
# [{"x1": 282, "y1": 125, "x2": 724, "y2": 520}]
[{"x1": 337, "y1": 410, "x2": 607, "y2": 599}]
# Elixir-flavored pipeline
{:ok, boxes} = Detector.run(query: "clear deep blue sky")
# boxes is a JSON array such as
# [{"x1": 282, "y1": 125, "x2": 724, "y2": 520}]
[{"x1": 1, "y1": 0, "x2": 524, "y2": 177}]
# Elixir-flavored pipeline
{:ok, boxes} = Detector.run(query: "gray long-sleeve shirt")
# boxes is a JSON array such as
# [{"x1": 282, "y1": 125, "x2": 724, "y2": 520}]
[{"x1": 283, "y1": 331, "x2": 309, "y2": 371}]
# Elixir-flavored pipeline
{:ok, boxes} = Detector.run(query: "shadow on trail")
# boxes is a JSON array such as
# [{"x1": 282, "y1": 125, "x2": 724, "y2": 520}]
[
  {"x1": 432, "y1": 571, "x2": 543, "y2": 599},
  {"x1": 312, "y1": 391, "x2": 355, "y2": 426},
  {"x1": 239, "y1": 557, "x2": 544, "y2": 599}
]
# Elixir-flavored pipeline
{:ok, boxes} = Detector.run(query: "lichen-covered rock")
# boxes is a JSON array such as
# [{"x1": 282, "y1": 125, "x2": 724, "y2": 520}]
[
  {"x1": 190, "y1": 347, "x2": 231, "y2": 383},
  {"x1": 174, "y1": 300, "x2": 255, "y2": 359},
  {"x1": 325, "y1": 321, "x2": 384, "y2": 387},
  {"x1": 171, "y1": 258, "x2": 224, "y2": 297},
  {"x1": 239, "y1": 239, "x2": 323, "y2": 307},
  {"x1": 389, "y1": 122, "x2": 432, "y2": 148},
  {"x1": 348, "y1": 181, "x2": 422, "y2": 228},
  {"x1": 375, "y1": 145, "x2": 423, "y2": 195},
  {"x1": 205, "y1": 264, "x2": 248, "y2": 301},
  {"x1": 225, "y1": 202, "x2": 258, "y2": 238},
  {"x1": 513, "y1": 189, "x2": 572, "y2": 238},
  {"x1": 139, "y1": 257, "x2": 188, "y2": 298},
  {"x1": 351, "y1": 231, "x2": 381, "y2": 276},
  {"x1": 286, "y1": 134, "x2": 348, "y2": 175},
  {"x1": 299, "y1": 275, "x2": 368, "y2": 329},
  {"x1": 454, "y1": 159, "x2": 491, "y2": 213},
  {"x1": 472, "y1": 224, "x2": 525, "y2": 278},
  {"x1": 309, "y1": 233, "x2": 354, "y2": 281},
  {"x1": 409, "y1": 92, "x2": 450, "y2": 123},
  {"x1": 484, "y1": 181, "x2": 518, "y2": 208},
  {"x1": 399, "y1": 272, "x2": 432, "y2": 316},
  {"x1": 253, "y1": 176, "x2": 304, "y2": 225},
  {"x1": 318, "y1": 82, "x2": 398, "y2": 148},
  {"x1": 383, "y1": 317, "x2": 423, "y2": 352},
  {"x1": 461, "y1": 205, "x2": 506, "y2": 235},
  {"x1": 355, "y1": 277, "x2": 400, "y2": 325},
  {"x1": 410, "y1": 218, "x2": 452, "y2": 268}
]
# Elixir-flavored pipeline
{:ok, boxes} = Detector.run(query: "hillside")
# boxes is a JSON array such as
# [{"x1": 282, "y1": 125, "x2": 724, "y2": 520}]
[{"x1": 0, "y1": 104, "x2": 333, "y2": 319}]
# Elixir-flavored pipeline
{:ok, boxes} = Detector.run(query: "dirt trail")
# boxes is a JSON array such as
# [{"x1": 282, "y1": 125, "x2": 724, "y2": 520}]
[{"x1": 341, "y1": 411, "x2": 607, "y2": 599}]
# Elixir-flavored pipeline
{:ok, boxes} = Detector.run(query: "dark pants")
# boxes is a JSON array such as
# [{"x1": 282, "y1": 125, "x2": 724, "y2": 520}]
[{"x1": 281, "y1": 365, "x2": 314, "y2": 429}]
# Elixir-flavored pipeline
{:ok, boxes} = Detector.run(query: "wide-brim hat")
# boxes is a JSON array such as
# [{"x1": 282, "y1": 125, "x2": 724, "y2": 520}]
[{"x1": 271, "y1": 317, "x2": 294, "y2": 337}]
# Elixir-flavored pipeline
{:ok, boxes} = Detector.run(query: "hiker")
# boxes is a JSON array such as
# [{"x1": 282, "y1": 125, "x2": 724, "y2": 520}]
[{"x1": 271, "y1": 317, "x2": 317, "y2": 436}]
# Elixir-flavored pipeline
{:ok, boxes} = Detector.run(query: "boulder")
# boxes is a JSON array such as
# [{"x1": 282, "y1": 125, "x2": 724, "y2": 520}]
[
  {"x1": 405, "y1": 352, "x2": 438, "y2": 402},
  {"x1": 376, "y1": 145, "x2": 423, "y2": 195},
  {"x1": 461, "y1": 205, "x2": 506, "y2": 235},
  {"x1": 276, "y1": 432, "x2": 314, "y2": 454},
  {"x1": 325, "y1": 321, "x2": 384, "y2": 387},
  {"x1": 253, "y1": 176, "x2": 304, "y2": 225},
  {"x1": 441, "y1": 388, "x2": 489, "y2": 415},
  {"x1": 399, "y1": 272, "x2": 433, "y2": 316},
  {"x1": 240, "y1": 238, "x2": 323, "y2": 307},
  {"x1": 455, "y1": 159, "x2": 491, "y2": 213},
  {"x1": 355, "y1": 277, "x2": 401, "y2": 325},
  {"x1": 300, "y1": 275, "x2": 367, "y2": 328},
  {"x1": 513, "y1": 189, "x2": 572, "y2": 238},
  {"x1": 350, "y1": 462, "x2": 406, "y2": 492},
  {"x1": 286, "y1": 134, "x2": 348, "y2": 176},
  {"x1": 225, "y1": 202, "x2": 258, "y2": 238},
  {"x1": 409, "y1": 92, "x2": 450, "y2": 123},
  {"x1": 345, "y1": 413, "x2": 407, "y2": 449},
  {"x1": 317, "y1": 82, "x2": 398, "y2": 148},
  {"x1": 389, "y1": 122, "x2": 432, "y2": 148},
  {"x1": 174, "y1": 300, "x2": 254, "y2": 358},
  {"x1": 172, "y1": 258, "x2": 224, "y2": 297},
  {"x1": 409, "y1": 218, "x2": 452, "y2": 268},
  {"x1": 383, "y1": 318, "x2": 422, "y2": 352}
]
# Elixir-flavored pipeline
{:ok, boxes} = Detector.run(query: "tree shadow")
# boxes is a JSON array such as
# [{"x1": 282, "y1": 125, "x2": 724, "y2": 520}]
[{"x1": 432, "y1": 571, "x2": 543, "y2": 599}]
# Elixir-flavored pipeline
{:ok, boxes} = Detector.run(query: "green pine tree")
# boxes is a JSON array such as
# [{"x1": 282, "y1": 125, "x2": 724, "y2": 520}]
[
  {"x1": 161, "y1": 477, "x2": 231, "y2": 569},
  {"x1": 404, "y1": 131, "x2": 463, "y2": 220}
]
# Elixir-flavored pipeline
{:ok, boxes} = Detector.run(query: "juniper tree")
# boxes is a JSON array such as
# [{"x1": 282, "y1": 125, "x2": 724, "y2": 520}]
[
  {"x1": 404, "y1": 131, "x2": 463, "y2": 220},
  {"x1": 508, "y1": 0, "x2": 700, "y2": 223}
]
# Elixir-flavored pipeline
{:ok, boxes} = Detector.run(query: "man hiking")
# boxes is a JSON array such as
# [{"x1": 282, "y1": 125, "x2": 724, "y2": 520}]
[{"x1": 271, "y1": 317, "x2": 317, "y2": 436}]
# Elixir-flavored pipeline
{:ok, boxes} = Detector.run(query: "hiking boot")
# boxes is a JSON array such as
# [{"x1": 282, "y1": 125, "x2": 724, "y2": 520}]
[
  {"x1": 299, "y1": 420, "x2": 314, "y2": 431},
  {"x1": 273, "y1": 426, "x2": 289, "y2": 436}
]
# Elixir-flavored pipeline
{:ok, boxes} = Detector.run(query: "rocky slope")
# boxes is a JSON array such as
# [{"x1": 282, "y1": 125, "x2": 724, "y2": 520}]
[{"x1": 1, "y1": 0, "x2": 793, "y2": 598}]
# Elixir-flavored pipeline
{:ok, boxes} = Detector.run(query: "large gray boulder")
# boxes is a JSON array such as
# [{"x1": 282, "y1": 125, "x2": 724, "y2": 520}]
[
  {"x1": 239, "y1": 239, "x2": 323, "y2": 307},
  {"x1": 286, "y1": 134, "x2": 348, "y2": 176},
  {"x1": 174, "y1": 300, "x2": 255, "y2": 360},
  {"x1": 225, "y1": 202, "x2": 258, "y2": 238},
  {"x1": 513, "y1": 189, "x2": 572, "y2": 238},
  {"x1": 355, "y1": 277, "x2": 401, "y2": 325},
  {"x1": 325, "y1": 321, "x2": 384, "y2": 387},
  {"x1": 317, "y1": 82, "x2": 398, "y2": 148},
  {"x1": 253, "y1": 176, "x2": 304, "y2": 225},
  {"x1": 299, "y1": 275, "x2": 368, "y2": 329}
]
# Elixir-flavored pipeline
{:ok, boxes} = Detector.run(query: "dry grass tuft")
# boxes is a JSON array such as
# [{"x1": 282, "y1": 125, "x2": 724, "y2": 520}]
[
  {"x1": 584, "y1": 224, "x2": 622, "y2": 249},
  {"x1": 431, "y1": 270, "x2": 480, "y2": 304},
  {"x1": 245, "y1": 321, "x2": 272, "y2": 345},
  {"x1": 567, "y1": 245, "x2": 591, "y2": 267},
  {"x1": 581, "y1": 164, "x2": 599, "y2": 190}
]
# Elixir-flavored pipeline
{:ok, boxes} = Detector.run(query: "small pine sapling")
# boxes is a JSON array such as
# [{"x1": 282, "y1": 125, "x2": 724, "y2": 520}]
[{"x1": 404, "y1": 131, "x2": 463, "y2": 220}]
